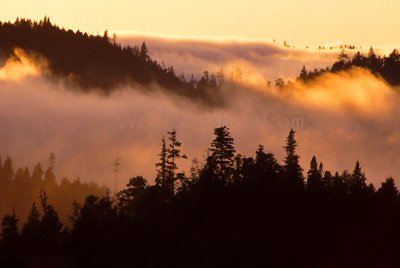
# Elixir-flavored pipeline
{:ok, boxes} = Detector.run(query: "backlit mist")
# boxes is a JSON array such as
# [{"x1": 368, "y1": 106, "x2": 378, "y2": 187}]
[{"x1": 1, "y1": 45, "x2": 399, "y2": 191}]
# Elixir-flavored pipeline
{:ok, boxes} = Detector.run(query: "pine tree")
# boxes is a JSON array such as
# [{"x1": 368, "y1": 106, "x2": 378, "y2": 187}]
[
  {"x1": 208, "y1": 126, "x2": 236, "y2": 183},
  {"x1": 155, "y1": 136, "x2": 168, "y2": 188},
  {"x1": 102, "y1": 30, "x2": 109, "y2": 41},
  {"x1": 189, "y1": 158, "x2": 200, "y2": 183},
  {"x1": 44, "y1": 153, "x2": 57, "y2": 189},
  {"x1": 318, "y1": 162, "x2": 324, "y2": 175},
  {"x1": 0, "y1": 156, "x2": 14, "y2": 182},
  {"x1": 140, "y1": 42, "x2": 149, "y2": 61},
  {"x1": 22, "y1": 202, "x2": 41, "y2": 246},
  {"x1": 377, "y1": 177, "x2": 399, "y2": 206},
  {"x1": 39, "y1": 189, "x2": 63, "y2": 246},
  {"x1": 367, "y1": 47, "x2": 380, "y2": 72},
  {"x1": 71, "y1": 193, "x2": 117, "y2": 244},
  {"x1": 283, "y1": 129, "x2": 304, "y2": 188},
  {"x1": 0, "y1": 157, "x2": 13, "y2": 201},
  {"x1": 49, "y1": 152, "x2": 56, "y2": 169},
  {"x1": 299, "y1": 65, "x2": 308, "y2": 81},
  {"x1": 117, "y1": 176, "x2": 148, "y2": 213},
  {"x1": 166, "y1": 129, "x2": 187, "y2": 195},
  {"x1": 210, "y1": 74, "x2": 217, "y2": 88},
  {"x1": 31, "y1": 162, "x2": 44, "y2": 184},
  {"x1": 349, "y1": 161, "x2": 367, "y2": 194},
  {"x1": 233, "y1": 154, "x2": 244, "y2": 181},
  {"x1": 255, "y1": 144, "x2": 282, "y2": 178},
  {"x1": 322, "y1": 170, "x2": 333, "y2": 188},
  {"x1": 1, "y1": 212, "x2": 20, "y2": 252},
  {"x1": 307, "y1": 156, "x2": 323, "y2": 193},
  {"x1": 217, "y1": 69, "x2": 225, "y2": 86},
  {"x1": 352, "y1": 51, "x2": 365, "y2": 67}
]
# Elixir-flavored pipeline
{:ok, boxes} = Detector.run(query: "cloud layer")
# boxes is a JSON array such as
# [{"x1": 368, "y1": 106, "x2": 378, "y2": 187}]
[
  {"x1": 1, "y1": 43, "x2": 400, "y2": 191},
  {"x1": 118, "y1": 35, "x2": 339, "y2": 83}
]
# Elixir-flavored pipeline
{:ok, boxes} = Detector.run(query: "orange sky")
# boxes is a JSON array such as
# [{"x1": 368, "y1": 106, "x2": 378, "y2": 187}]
[{"x1": 1, "y1": 0, "x2": 399, "y2": 47}]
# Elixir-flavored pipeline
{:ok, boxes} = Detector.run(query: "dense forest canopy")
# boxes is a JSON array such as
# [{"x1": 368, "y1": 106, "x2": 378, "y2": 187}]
[
  {"x1": 1, "y1": 127, "x2": 400, "y2": 267},
  {"x1": 0, "y1": 17, "x2": 225, "y2": 105}
]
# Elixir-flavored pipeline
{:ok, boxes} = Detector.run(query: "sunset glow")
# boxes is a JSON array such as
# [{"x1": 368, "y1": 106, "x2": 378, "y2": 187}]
[
  {"x1": 1, "y1": 2, "x2": 400, "y2": 266},
  {"x1": 1, "y1": 0, "x2": 400, "y2": 46},
  {"x1": 0, "y1": 48, "x2": 42, "y2": 80}
]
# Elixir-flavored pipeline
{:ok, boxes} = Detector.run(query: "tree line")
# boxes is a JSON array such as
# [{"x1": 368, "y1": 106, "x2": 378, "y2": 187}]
[
  {"x1": 1, "y1": 127, "x2": 399, "y2": 267},
  {"x1": 298, "y1": 47, "x2": 400, "y2": 85},
  {"x1": 0, "y1": 153, "x2": 106, "y2": 227},
  {"x1": 6, "y1": 18, "x2": 399, "y2": 104},
  {"x1": 0, "y1": 17, "x2": 226, "y2": 106}
]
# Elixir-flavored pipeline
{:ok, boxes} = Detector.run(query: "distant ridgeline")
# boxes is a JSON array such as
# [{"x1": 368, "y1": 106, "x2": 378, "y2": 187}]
[
  {"x1": 297, "y1": 47, "x2": 400, "y2": 85},
  {"x1": 0, "y1": 17, "x2": 224, "y2": 105},
  {"x1": 0, "y1": 153, "x2": 106, "y2": 225}
]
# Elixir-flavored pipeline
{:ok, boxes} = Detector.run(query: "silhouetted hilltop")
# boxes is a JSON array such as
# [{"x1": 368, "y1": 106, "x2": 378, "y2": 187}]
[
  {"x1": 0, "y1": 17, "x2": 224, "y2": 105},
  {"x1": 298, "y1": 48, "x2": 400, "y2": 85}
]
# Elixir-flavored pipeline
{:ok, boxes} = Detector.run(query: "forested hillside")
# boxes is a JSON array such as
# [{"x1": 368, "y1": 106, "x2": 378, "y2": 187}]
[
  {"x1": 0, "y1": 17, "x2": 224, "y2": 105},
  {"x1": 298, "y1": 48, "x2": 400, "y2": 85},
  {"x1": 1, "y1": 128, "x2": 399, "y2": 267}
]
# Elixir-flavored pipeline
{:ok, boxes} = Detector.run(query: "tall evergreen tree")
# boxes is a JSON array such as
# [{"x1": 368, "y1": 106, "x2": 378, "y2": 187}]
[
  {"x1": 1, "y1": 212, "x2": 19, "y2": 252},
  {"x1": 21, "y1": 202, "x2": 41, "y2": 248},
  {"x1": 117, "y1": 176, "x2": 148, "y2": 214},
  {"x1": 166, "y1": 129, "x2": 187, "y2": 195},
  {"x1": 299, "y1": 65, "x2": 308, "y2": 81},
  {"x1": 39, "y1": 189, "x2": 63, "y2": 247},
  {"x1": 367, "y1": 47, "x2": 381, "y2": 72},
  {"x1": 14, "y1": 167, "x2": 28, "y2": 183},
  {"x1": 322, "y1": 170, "x2": 333, "y2": 188},
  {"x1": 283, "y1": 129, "x2": 304, "y2": 188},
  {"x1": 377, "y1": 177, "x2": 399, "y2": 211},
  {"x1": 255, "y1": 144, "x2": 282, "y2": 179},
  {"x1": 44, "y1": 153, "x2": 57, "y2": 189},
  {"x1": 140, "y1": 42, "x2": 149, "y2": 61},
  {"x1": 31, "y1": 162, "x2": 44, "y2": 184},
  {"x1": 307, "y1": 156, "x2": 323, "y2": 193},
  {"x1": 349, "y1": 161, "x2": 367, "y2": 194},
  {"x1": 208, "y1": 126, "x2": 236, "y2": 183},
  {"x1": 378, "y1": 177, "x2": 398, "y2": 198},
  {"x1": 155, "y1": 136, "x2": 169, "y2": 189},
  {"x1": 0, "y1": 156, "x2": 14, "y2": 182},
  {"x1": 71, "y1": 193, "x2": 117, "y2": 249}
]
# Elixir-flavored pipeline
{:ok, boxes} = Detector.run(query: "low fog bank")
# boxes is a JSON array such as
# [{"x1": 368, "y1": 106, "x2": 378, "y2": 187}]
[
  {"x1": 118, "y1": 35, "x2": 338, "y2": 83},
  {"x1": 1, "y1": 46, "x2": 400, "y2": 190}
]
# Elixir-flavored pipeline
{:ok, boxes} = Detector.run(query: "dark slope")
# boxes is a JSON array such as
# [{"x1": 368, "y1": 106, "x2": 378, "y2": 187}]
[{"x1": 0, "y1": 17, "x2": 223, "y2": 105}]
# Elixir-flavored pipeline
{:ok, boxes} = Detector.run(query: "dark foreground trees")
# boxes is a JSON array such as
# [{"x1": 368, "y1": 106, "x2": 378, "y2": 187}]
[{"x1": 1, "y1": 127, "x2": 400, "y2": 267}]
